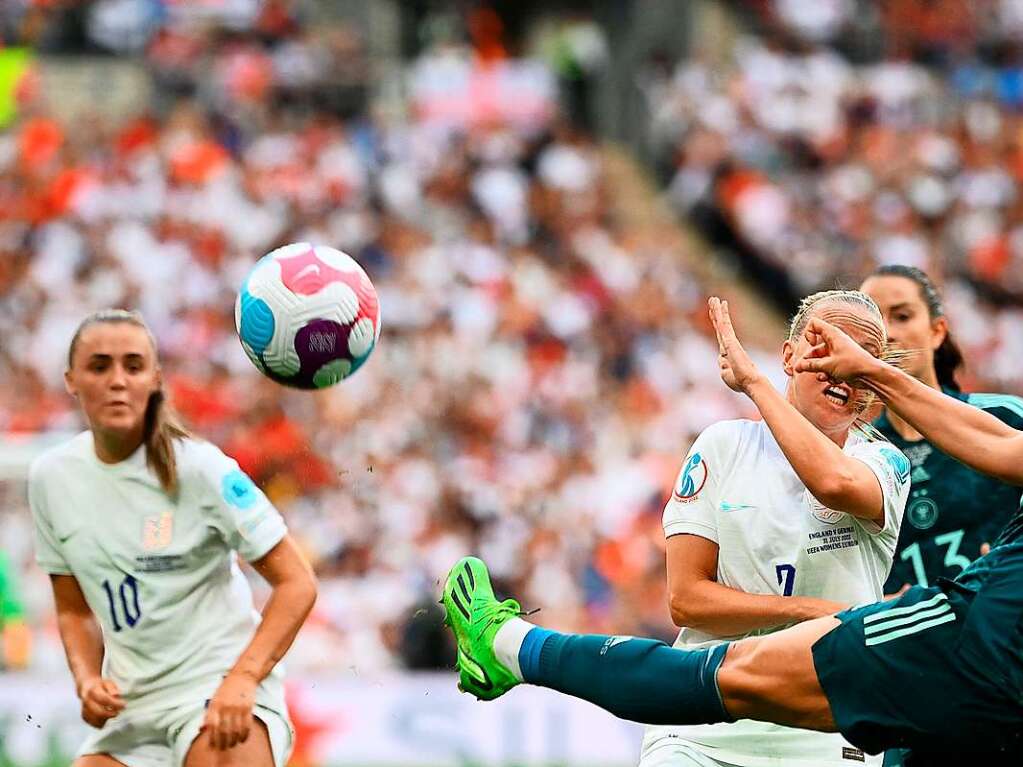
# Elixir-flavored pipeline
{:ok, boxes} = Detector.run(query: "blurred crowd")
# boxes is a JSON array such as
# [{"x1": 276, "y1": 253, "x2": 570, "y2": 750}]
[
  {"x1": 7, "y1": 0, "x2": 1023, "y2": 680},
  {"x1": 648, "y1": 0, "x2": 1023, "y2": 392},
  {"x1": 2, "y1": 0, "x2": 368, "y2": 120},
  {"x1": 0, "y1": 6, "x2": 755, "y2": 675}
]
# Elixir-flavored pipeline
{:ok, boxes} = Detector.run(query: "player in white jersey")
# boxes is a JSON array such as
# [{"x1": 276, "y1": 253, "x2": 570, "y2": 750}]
[
  {"x1": 639, "y1": 290, "x2": 910, "y2": 767},
  {"x1": 27, "y1": 310, "x2": 318, "y2": 767}
]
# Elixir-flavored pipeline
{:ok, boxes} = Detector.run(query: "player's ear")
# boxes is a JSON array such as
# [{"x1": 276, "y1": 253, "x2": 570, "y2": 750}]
[
  {"x1": 64, "y1": 368, "x2": 77, "y2": 398},
  {"x1": 930, "y1": 316, "x2": 949, "y2": 352},
  {"x1": 781, "y1": 340, "x2": 795, "y2": 377}
]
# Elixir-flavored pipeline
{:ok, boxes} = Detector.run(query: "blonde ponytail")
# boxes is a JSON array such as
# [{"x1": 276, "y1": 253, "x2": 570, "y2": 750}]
[
  {"x1": 69, "y1": 309, "x2": 191, "y2": 495},
  {"x1": 143, "y1": 390, "x2": 190, "y2": 495}
]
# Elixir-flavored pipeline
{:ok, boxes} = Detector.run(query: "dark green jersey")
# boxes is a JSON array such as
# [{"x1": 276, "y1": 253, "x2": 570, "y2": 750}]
[{"x1": 875, "y1": 389, "x2": 1023, "y2": 592}]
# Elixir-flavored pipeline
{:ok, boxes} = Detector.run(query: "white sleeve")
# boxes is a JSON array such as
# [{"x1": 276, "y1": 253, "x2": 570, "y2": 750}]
[
  {"x1": 194, "y1": 443, "x2": 288, "y2": 563},
  {"x1": 662, "y1": 424, "x2": 726, "y2": 543},
  {"x1": 27, "y1": 460, "x2": 73, "y2": 576},
  {"x1": 846, "y1": 441, "x2": 911, "y2": 544}
]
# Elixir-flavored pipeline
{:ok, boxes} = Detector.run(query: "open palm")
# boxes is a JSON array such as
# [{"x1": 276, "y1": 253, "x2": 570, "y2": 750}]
[{"x1": 708, "y1": 297, "x2": 762, "y2": 394}]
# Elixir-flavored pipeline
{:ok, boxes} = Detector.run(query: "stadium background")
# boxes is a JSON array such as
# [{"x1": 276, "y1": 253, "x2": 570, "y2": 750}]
[{"x1": 1, "y1": 0, "x2": 1022, "y2": 764}]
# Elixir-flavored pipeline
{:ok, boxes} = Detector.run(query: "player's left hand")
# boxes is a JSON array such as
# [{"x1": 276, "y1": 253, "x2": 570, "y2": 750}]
[
  {"x1": 708, "y1": 297, "x2": 763, "y2": 394},
  {"x1": 204, "y1": 671, "x2": 258, "y2": 750}
]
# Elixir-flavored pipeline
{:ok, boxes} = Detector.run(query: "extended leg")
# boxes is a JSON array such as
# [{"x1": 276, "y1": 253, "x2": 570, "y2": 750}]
[
  {"x1": 442, "y1": 556, "x2": 841, "y2": 731},
  {"x1": 717, "y1": 616, "x2": 841, "y2": 730}
]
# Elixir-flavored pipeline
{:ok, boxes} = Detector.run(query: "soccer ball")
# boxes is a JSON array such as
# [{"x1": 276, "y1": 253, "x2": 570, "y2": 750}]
[{"x1": 235, "y1": 243, "x2": 381, "y2": 389}]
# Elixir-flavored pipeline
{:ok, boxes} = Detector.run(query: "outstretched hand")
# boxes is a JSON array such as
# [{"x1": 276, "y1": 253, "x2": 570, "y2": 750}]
[
  {"x1": 708, "y1": 297, "x2": 762, "y2": 394},
  {"x1": 794, "y1": 317, "x2": 879, "y2": 385}
]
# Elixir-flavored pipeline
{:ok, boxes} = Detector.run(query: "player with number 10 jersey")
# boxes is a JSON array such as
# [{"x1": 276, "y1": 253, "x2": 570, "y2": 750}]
[{"x1": 28, "y1": 310, "x2": 317, "y2": 767}]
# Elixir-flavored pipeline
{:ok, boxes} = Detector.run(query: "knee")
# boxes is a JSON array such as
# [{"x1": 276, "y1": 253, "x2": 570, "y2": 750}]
[
  {"x1": 716, "y1": 640, "x2": 830, "y2": 728},
  {"x1": 717, "y1": 640, "x2": 775, "y2": 712}
]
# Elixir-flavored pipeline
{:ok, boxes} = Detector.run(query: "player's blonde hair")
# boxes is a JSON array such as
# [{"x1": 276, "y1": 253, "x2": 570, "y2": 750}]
[
  {"x1": 786, "y1": 290, "x2": 903, "y2": 441},
  {"x1": 787, "y1": 290, "x2": 884, "y2": 343},
  {"x1": 68, "y1": 309, "x2": 191, "y2": 495}
]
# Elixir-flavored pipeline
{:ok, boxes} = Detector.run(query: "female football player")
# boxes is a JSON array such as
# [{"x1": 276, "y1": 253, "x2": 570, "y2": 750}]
[
  {"x1": 861, "y1": 266, "x2": 1023, "y2": 767},
  {"x1": 639, "y1": 290, "x2": 908, "y2": 767},
  {"x1": 28, "y1": 309, "x2": 317, "y2": 767},
  {"x1": 440, "y1": 297, "x2": 1023, "y2": 766},
  {"x1": 861, "y1": 265, "x2": 1023, "y2": 592}
]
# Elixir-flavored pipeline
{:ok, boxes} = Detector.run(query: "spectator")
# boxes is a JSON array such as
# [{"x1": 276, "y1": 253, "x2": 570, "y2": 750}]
[{"x1": 649, "y1": 14, "x2": 1023, "y2": 393}]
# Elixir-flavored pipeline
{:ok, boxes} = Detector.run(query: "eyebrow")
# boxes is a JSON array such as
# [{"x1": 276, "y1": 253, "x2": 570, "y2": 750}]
[
  {"x1": 87, "y1": 353, "x2": 146, "y2": 361},
  {"x1": 888, "y1": 302, "x2": 913, "y2": 312}
]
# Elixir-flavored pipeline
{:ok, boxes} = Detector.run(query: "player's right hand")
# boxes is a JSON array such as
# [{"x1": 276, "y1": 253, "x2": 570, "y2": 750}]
[
  {"x1": 79, "y1": 677, "x2": 125, "y2": 728},
  {"x1": 708, "y1": 297, "x2": 763, "y2": 394}
]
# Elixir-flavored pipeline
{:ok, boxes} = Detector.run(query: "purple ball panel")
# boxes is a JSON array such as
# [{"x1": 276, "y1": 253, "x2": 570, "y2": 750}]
[{"x1": 291, "y1": 319, "x2": 354, "y2": 388}]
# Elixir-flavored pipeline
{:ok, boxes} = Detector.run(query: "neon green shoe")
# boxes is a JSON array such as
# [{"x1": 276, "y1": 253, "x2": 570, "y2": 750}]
[{"x1": 441, "y1": 556, "x2": 522, "y2": 701}]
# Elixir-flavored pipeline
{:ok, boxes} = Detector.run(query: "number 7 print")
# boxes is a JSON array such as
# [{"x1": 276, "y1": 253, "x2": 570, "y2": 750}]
[{"x1": 775, "y1": 564, "x2": 796, "y2": 596}]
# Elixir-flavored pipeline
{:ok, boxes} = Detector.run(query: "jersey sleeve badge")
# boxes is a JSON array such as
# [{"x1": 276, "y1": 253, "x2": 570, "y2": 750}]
[
  {"x1": 221, "y1": 470, "x2": 261, "y2": 510},
  {"x1": 673, "y1": 452, "x2": 708, "y2": 503}
]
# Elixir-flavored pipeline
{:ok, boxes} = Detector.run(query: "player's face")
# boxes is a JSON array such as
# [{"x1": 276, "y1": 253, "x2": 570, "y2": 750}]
[
  {"x1": 860, "y1": 275, "x2": 946, "y2": 382},
  {"x1": 784, "y1": 303, "x2": 884, "y2": 438},
  {"x1": 65, "y1": 323, "x2": 161, "y2": 441}
]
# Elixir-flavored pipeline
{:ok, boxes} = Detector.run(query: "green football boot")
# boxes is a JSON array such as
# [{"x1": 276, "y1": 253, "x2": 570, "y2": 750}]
[{"x1": 441, "y1": 556, "x2": 522, "y2": 701}]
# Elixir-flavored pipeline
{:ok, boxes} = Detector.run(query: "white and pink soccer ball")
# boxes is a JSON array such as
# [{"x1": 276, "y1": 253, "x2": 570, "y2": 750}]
[{"x1": 235, "y1": 243, "x2": 381, "y2": 389}]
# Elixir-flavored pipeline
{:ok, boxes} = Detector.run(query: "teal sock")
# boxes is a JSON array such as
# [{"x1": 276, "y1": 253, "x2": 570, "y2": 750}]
[{"x1": 518, "y1": 629, "x2": 731, "y2": 726}]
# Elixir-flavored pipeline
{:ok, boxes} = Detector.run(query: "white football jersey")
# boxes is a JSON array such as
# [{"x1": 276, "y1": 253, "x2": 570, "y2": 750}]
[
  {"x1": 641, "y1": 419, "x2": 910, "y2": 767},
  {"x1": 28, "y1": 432, "x2": 288, "y2": 708}
]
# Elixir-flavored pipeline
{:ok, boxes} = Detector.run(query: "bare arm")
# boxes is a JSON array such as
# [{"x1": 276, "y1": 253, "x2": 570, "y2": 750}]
[
  {"x1": 745, "y1": 380, "x2": 884, "y2": 524},
  {"x1": 709, "y1": 298, "x2": 884, "y2": 525},
  {"x1": 230, "y1": 534, "x2": 318, "y2": 682},
  {"x1": 667, "y1": 535, "x2": 846, "y2": 634},
  {"x1": 863, "y1": 362, "x2": 1023, "y2": 485},
  {"x1": 204, "y1": 534, "x2": 317, "y2": 749},
  {"x1": 797, "y1": 317, "x2": 1023, "y2": 485},
  {"x1": 51, "y1": 575, "x2": 106, "y2": 695},
  {"x1": 50, "y1": 574, "x2": 124, "y2": 727}
]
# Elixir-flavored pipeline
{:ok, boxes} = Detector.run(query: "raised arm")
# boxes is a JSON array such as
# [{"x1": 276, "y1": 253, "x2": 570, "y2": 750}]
[
  {"x1": 203, "y1": 534, "x2": 317, "y2": 749},
  {"x1": 50, "y1": 574, "x2": 125, "y2": 728},
  {"x1": 709, "y1": 298, "x2": 885, "y2": 525},
  {"x1": 667, "y1": 535, "x2": 846, "y2": 634},
  {"x1": 797, "y1": 317, "x2": 1023, "y2": 486}
]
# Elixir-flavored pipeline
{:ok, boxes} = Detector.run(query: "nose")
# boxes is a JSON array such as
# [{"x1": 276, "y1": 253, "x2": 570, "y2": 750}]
[{"x1": 108, "y1": 364, "x2": 128, "y2": 390}]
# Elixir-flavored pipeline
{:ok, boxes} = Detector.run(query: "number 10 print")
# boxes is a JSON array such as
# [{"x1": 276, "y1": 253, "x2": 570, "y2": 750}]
[{"x1": 102, "y1": 575, "x2": 141, "y2": 632}]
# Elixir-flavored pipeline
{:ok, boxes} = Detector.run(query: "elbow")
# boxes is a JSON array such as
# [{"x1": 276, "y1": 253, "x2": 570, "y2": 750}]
[
  {"x1": 302, "y1": 572, "x2": 319, "y2": 611},
  {"x1": 810, "y1": 471, "x2": 856, "y2": 511},
  {"x1": 668, "y1": 589, "x2": 703, "y2": 629},
  {"x1": 293, "y1": 570, "x2": 318, "y2": 614}
]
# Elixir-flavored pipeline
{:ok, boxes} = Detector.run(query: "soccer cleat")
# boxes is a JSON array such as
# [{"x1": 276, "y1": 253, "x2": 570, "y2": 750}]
[{"x1": 441, "y1": 556, "x2": 522, "y2": 701}]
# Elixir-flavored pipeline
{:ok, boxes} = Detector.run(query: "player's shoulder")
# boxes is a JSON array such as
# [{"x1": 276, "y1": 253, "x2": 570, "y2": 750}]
[
  {"x1": 174, "y1": 438, "x2": 237, "y2": 481},
  {"x1": 28, "y1": 431, "x2": 93, "y2": 484},
  {"x1": 966, "y1": 392, "x2": 1023, "y2": 426},
  {"x1": 846, "y1": 430, "x2": 911, "y2": 476},
  {"x1": 694, "y1": 418, "x2": 755, "y2": 447},
  {"x1": 174, "y1": 438, "x2": 258, "y2": 502}
]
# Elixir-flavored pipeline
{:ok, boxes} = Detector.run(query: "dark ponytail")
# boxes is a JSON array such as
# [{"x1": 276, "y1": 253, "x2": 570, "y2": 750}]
[
  {"x1": 68, "y1": 309, "x2": 191, "y2": 495},
  {"x1": 871, "y1": 265, "x2": 964, "y2": 391}
]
